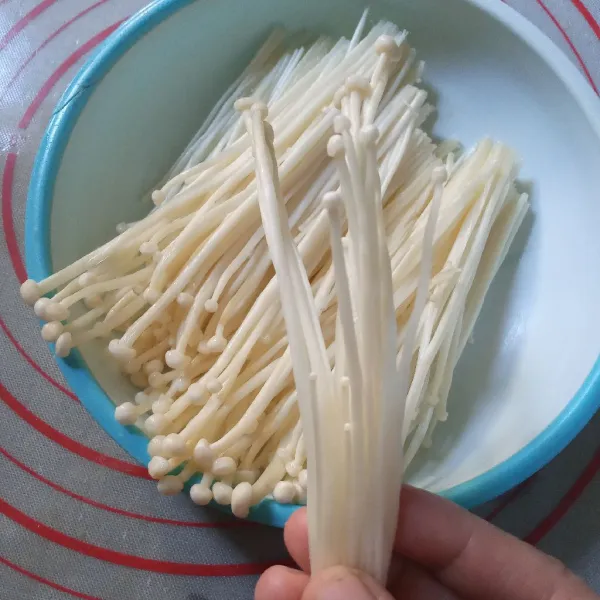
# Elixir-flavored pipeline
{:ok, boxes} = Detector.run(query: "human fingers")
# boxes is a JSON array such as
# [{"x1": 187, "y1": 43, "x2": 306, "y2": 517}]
[
  {"x1": 388, "y1": 557, "x2": 461, "y2": 600},
  {"x1": 300, "y1": 566, "x2": 395, "y2": 600},
  {"x1": 282, "y1": 488, "x2": 596, "y2": 600},
  {"x1": 284, "y1": 508, "x2": 311, "y2": 572},
  {"x1": 284, "y1": 508, "x2": 461, "y2": 599},
  {"x1": 255, "y1": 565, "x2": 309, "y2": 600},
  {"x1": 395, "y1": 486, "x2": 598, "y2": 600}
]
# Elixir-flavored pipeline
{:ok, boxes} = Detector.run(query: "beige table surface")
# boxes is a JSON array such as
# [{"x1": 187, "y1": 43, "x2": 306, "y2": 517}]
[{"x1": 1, "y1": 0, "x2": 600, "y2": 598}]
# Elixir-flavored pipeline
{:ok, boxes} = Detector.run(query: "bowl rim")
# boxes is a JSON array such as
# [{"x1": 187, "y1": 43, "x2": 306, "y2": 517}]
[{"x1": 25, "y1": 0, "x2": 600, "y2": 527}]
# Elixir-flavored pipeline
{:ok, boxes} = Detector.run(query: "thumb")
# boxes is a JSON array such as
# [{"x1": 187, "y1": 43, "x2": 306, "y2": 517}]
[{"x1": 301, "y1": 566, "x2": 394, "y2": 600}]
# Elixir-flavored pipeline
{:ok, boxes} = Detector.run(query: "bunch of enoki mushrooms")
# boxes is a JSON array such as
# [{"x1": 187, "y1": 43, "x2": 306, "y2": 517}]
[{"x1": 21, "y1": 15, "x2": 527, "y2": 582}]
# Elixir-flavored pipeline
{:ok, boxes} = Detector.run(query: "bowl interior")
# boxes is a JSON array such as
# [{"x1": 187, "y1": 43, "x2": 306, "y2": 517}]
[{"x1": 29, "y1": 0, "x2": 600, "y2": 518}]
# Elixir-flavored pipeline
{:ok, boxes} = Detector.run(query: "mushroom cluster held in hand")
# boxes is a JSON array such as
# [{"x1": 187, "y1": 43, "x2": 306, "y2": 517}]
[{"x1": 21, "y1": 13, "x2": 528, "y2": 530}]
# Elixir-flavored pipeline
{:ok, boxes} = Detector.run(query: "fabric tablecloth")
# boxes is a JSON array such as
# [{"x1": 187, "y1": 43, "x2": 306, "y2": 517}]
[{"x1": 1, "y1": 1, "x2": 599, "y2": 598}]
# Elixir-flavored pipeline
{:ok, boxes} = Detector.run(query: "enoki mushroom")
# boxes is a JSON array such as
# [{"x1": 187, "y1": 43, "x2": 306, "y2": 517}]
[{"x1": 21, "y1": 15, "x2": 528, "y2": 534}]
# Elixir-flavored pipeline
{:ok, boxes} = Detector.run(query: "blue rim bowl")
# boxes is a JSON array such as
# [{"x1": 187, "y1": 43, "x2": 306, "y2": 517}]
[{"x1": 25, "y1": 0, "x2": 600, "y2": 528}]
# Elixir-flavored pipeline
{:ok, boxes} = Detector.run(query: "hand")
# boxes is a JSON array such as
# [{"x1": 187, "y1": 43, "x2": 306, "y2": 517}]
[{"x1": 255, "y1": 485, "x2": 599, "y2": 599}]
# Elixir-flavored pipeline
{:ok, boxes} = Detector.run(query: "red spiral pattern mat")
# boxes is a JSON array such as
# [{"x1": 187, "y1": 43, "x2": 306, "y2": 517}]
[{"x1": 1, "y1": 1, "x2": 599, "y2": 597}]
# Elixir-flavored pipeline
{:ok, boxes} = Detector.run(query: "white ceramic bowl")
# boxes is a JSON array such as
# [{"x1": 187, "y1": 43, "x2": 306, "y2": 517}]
[{"x1": 26, "y1": 0, "x2": 600, "y2": 527}]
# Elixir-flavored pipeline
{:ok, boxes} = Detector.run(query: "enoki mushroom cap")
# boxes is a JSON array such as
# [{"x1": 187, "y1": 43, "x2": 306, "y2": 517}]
[{"x1": 20, "y1": 280, "x2": 41, "y2": 305}]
